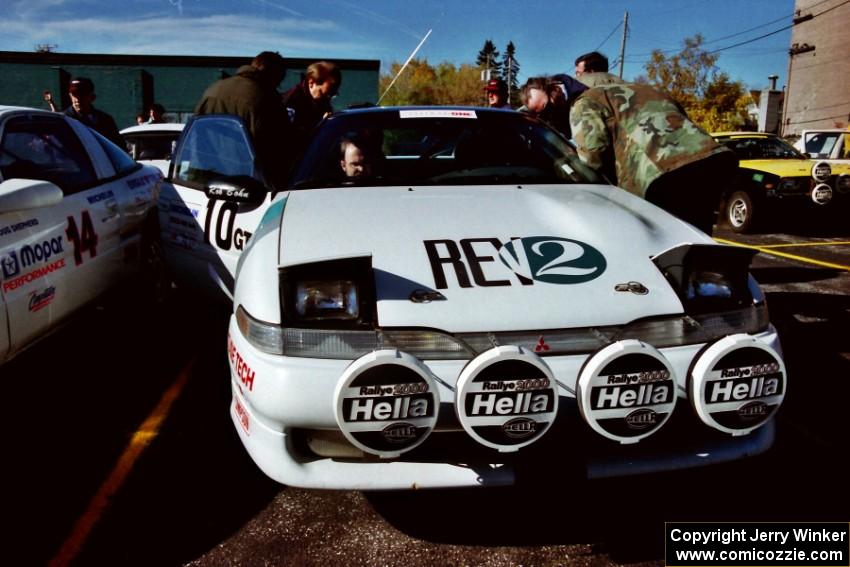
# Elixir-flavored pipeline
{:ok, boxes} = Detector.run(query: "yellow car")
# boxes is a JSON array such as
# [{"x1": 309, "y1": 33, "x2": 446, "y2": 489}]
[{"x1": 712, "y1": 132, "x2": 850, "y2": 232}]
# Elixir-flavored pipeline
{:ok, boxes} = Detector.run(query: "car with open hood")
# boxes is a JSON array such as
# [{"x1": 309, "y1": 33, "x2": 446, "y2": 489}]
[
  {"x1": 712, "y1": 131, "x2": 850, "y2": 232},
  {"x1": 169, "y1": 107, "x2": 785, "y2": 489},
  {"x1": 0, "y1": 106, "x2": 163, "y2": 365}
]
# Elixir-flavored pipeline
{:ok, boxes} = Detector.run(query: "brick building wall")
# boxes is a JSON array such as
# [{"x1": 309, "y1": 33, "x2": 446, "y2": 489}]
[{"x1": 782, "y1": 0, "x2": 850, "y2": 136}]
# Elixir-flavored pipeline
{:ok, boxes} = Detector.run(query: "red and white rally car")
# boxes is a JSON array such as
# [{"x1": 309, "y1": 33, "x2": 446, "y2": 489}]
[{"x1": 0, "y1": 106, "x2": 163, "y2": 364}]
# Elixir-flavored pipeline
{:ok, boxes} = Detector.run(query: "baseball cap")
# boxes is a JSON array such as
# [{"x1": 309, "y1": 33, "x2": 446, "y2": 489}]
[
  {"x1": 69, "y1": 77, "x2": 95, "y2": 96},
  {"x1": 483, "y1": 78, "x2": 507, "y2": 93}
]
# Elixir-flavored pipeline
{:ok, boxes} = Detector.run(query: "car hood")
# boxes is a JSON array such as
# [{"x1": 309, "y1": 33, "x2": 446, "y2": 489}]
[
  {"x1": 739, "y1": 159, "x2": 814, "y2": 178},
  {"x1": 278, "y1": 184, "x2": 713, "y2": 333}
]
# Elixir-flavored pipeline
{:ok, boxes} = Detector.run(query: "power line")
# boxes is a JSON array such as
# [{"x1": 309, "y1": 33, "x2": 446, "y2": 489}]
[
  {"x1": 707, "y1": 0, "x2": 850, "y2": 55},
  {"x1": 787, "y1": 112, "x2": 850, "y2": 126},
  {"x1": 706, "y1": 24, "x2": 793, "y2": 54},
  {"x1": 630, "y1": 0, "x2": 843, "y2": 58},
  {"x1": 594, "y1": 21, "x2": 622, "y2": 52}
]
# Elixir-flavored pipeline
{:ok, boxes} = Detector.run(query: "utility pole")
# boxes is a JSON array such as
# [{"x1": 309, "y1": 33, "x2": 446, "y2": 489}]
[{"x1": 618, "y1": 11, "x2": 629, "y2": 78}]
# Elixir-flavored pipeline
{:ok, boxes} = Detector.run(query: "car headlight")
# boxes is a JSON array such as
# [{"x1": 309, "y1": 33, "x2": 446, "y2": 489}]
[
  {"x1": 295, "y1": 279, "x2": 360, "y2": 321},
  {"x1": 812, "y1": 161, "x2": 831, "y2": 183},
  {"x1": 280, "y1": 256, "x2": 375, "y2": 329},
  {"x1": 652, "y1": 243, "x2": 757, "y2": 315}
]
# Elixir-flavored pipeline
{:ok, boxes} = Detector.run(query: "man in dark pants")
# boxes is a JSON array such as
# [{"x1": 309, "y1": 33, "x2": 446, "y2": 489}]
[{"x1": 63, "y1": 77, "x2": 123, "y2": 147}]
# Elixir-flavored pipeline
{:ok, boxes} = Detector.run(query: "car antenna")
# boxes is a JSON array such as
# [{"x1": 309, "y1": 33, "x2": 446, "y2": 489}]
[{"x1": 377, "y1": 28, "x2": 432, "y2": 105}]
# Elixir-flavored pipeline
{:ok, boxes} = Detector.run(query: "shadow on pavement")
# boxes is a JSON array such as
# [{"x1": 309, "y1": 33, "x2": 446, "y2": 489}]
[
  {"x1": 69, "y1": 295, "x2": 282, "y2": 567},
  {"x1": 751, "y1": 266, "x2": 843, "y2": 285}
]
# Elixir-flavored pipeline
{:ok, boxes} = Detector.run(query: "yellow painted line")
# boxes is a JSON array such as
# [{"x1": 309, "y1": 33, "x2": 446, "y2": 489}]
[
  {"x1": 48, "y1": 355, "x2": 198, "y2": 567},
  {"x1": 715, "y1": 237, "x2": 850, "y2": 272},
  {"x1": 756, "y1": 241, "x2": 850, "y2": 249}
]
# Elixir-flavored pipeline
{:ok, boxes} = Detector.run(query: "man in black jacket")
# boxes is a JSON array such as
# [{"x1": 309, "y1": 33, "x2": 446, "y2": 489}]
[
  {"x1": 281, "y1": 61, "x2": 341, "y2": 151},
  {"x1": 195, "y1": 51, "x2": 294, "y2": 189},
  {"x1": 63, "y1": 77, "x2": 123, "y2": 147}
]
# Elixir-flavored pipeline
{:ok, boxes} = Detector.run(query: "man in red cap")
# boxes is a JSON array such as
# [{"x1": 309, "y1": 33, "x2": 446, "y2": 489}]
[
  {"x1": 64, "y1": 77, "x2": 123, "y2": 147},
  {"x1": 484, "y1": 78, "x2": 511, "y2": 109}
]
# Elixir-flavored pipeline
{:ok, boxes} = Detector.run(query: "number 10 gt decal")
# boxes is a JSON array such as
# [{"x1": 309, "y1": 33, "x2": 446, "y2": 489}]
[
  {"x1": 424, "y1": 236, "x2": 606, "y2": 289},
  {"x1": 204, "y1": 201, "x2": 252, "y2": 252}
]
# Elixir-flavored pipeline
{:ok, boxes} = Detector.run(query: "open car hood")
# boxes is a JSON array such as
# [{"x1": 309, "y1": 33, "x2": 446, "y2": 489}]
[{"x1": 279, "y1": 184, "x2": 714, "y2": 333}]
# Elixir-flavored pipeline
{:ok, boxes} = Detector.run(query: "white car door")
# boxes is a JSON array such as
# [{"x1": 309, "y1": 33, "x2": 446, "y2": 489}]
[
  {"x1": 0, "y1": 112, "x2": 121, "y2": 355},
  {"x1": 160, "y1": 115, "x2": 270, "y2": 299}
]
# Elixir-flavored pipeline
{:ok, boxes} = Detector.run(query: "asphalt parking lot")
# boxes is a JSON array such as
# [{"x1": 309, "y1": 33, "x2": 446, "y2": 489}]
[{"x1": 4, "y1": 221, "x2": 849, "y2": 567}]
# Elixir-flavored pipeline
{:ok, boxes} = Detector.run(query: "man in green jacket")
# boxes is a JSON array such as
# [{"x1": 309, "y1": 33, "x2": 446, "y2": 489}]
[
  {"x1": 570, "y1": 71, "x2": 736, "y2": 234},
  {"x1": 195, "y1": 51, "x2": 294, "y2": 189}
]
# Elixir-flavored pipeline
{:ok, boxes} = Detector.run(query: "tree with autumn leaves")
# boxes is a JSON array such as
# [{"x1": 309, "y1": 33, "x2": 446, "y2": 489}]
[
  {"x1": 379, "y1": 40, "x2": 519, "y2": 107},
  {"x1": 378, "y1": 35, "x2": 752, "y2": 133},
  {"x1": 640, "y1": 34, "x2": 756, "y2": 132}
]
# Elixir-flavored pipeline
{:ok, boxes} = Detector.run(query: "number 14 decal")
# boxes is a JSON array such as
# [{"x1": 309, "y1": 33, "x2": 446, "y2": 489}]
[{"x1": 66, "y1": 210, "x2": 99, "y2": 265}]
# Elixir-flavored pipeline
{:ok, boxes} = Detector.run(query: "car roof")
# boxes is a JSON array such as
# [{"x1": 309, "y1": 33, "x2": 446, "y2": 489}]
[
  {"x1": 0, "y1": 105, "x2": 61, "y2": 117},
  {"x1": 335, "y1": 105, "x2": 513, "y2": 117},
  {"x1": 120, "y1": 123, "x2": 185, "y2": 134},
  {"x1": 711, "y1": 131, "x2": 777, "y2": 138}
]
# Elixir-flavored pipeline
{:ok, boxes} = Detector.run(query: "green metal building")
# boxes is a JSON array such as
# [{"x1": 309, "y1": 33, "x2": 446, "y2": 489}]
[{"x1": 0, "y1": 51, "x2": 380, "y2": 129}]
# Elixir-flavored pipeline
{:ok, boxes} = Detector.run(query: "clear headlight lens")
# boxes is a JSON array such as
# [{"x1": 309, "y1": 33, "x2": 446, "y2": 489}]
[
  {"x1": 295, "y1": 279, "x2": 359, "y2": 321},
  {"x1": 687, "y1": 270, "x2": 733, "y2": 300}
]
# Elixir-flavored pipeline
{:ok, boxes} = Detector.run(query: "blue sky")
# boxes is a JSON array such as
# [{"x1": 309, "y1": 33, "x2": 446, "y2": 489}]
[{"x1": 3, "y1": 0, "x2": 795, "y2": 91}]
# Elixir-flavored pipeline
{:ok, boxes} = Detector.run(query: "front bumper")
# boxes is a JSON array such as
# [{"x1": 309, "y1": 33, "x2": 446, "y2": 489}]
[{"x1": 227, "y1": 315, "x2": 782, "y2": 490}]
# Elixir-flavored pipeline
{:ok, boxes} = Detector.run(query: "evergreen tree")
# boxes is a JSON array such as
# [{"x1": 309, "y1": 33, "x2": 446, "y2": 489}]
[
  {"x1": 502, "y1": 41, "x2": 520, "y2": 106},
  {"x1": 476, "y1": 39, "x2": 501, "y2": 79}
]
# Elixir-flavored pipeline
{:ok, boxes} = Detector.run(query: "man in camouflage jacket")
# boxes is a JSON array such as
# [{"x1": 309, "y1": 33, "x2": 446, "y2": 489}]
[{"x1": 569, "y1": 72, "x2": 737, "y2": 233}]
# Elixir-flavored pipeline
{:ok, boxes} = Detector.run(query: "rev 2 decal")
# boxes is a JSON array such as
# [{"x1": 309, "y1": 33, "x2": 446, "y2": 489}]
[{"x1": 424, "y1": 236, "x2": 606, "y2": 289}]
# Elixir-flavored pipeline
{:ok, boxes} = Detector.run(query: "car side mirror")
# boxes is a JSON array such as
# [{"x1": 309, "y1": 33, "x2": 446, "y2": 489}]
[
  {"x1": 803, "y1": 152, "x2": 811, "y2": 159},
  {"x1": 0, "y1": 178, "x2": 63, "y2": 213},
  {"x1": 204, "y1": 175, "x2": 268, "y2": 205}
]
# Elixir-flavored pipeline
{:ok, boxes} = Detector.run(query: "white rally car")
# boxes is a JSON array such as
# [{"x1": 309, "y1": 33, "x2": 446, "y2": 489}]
[
  {"x1": 204, "y1": 107, "x2": 785, "y2": 490},
  {"x1": 120, "y1": 122, "x2": 184, "y2": 176},
  {"x1": 0, "y1": 106, "x2": 163, "y2": 365},
  {"x1": 156, "y1": 115, "x2": 271, "y2": 300}
]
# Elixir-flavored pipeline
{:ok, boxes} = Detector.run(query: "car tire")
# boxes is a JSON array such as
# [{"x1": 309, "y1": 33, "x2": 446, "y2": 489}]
[{"x1": 725, "y1": 191, "x2": 756, "y2": 233}]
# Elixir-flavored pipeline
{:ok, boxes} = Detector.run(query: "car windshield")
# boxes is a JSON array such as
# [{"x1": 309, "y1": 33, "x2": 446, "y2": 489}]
[
  {"x1": 718, "y1": 135, "x2": 805, "y2": 160},
  {"x1": 288, "y1": 108, "x2": 602, "y2": 189},
  {"x1": 802, "y1": 132, "x2": 844, "y2": 158},
  {"x1": 123, "y1": 132, "x2": 181, "y2": 160}
]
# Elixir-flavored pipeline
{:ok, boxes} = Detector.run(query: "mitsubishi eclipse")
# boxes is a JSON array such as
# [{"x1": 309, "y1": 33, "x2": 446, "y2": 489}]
[{"x1": 200, "y1": 106, "x2": 785, "y2": 489}]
